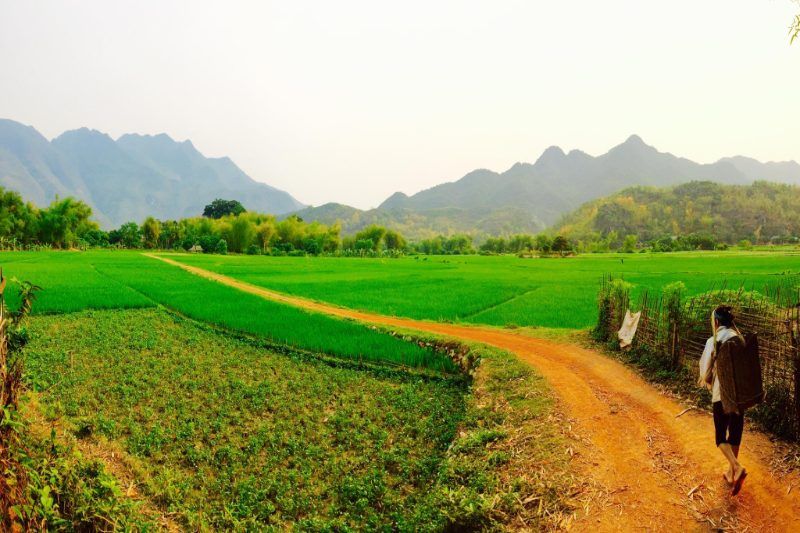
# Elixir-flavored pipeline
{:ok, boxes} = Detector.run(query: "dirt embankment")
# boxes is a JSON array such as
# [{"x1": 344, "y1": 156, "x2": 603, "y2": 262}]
[{"x1": 147, "y1": 254, "x2": 800, "y2": 531}]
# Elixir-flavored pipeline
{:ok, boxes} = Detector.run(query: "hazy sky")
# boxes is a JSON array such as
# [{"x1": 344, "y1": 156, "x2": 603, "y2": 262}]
[{"x1": 1, "y1": 1, "x2": 798, "y2": 208}]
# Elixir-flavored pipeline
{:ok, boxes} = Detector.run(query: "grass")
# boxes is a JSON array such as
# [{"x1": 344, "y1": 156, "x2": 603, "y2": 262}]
[
  {"x1": 24, "y1": 308, "x2": 468, "y2": 529},
  {"x1": 166, "y1": 250, "x2": 800, "y2": 329},
  {"x1": 0, "y1": 251, "x2": 453, "y2": 372},
  {"x1": 0, "y1": 251, "x2": 153, "y2": 314},
  {"x1": 2, "y1": 249, "x2": 797, "y2": 331}
]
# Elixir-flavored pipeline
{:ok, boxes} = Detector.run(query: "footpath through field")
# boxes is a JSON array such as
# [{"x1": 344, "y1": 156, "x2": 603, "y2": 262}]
[{"x1": 146, "y1": 254, "x2": 800, "y2": 531}]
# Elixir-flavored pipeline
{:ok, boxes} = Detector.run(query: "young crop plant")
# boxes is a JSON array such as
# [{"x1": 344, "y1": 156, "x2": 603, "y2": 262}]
[{"x1": 24, "y1": 308, "x2": 469, "y2": 529}]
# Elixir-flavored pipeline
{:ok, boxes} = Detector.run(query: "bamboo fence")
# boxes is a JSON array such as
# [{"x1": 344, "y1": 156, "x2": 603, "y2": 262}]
[{"x1": 597, "y1": 275, "x2": 800, "y2": 440}]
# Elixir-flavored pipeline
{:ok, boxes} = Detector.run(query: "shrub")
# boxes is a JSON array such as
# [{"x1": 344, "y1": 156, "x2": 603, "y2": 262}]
[{"x1": 215, "y1": 239, "x2": 228, "y2": 255}]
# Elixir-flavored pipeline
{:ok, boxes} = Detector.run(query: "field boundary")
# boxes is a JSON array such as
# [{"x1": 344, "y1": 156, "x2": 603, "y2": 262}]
[{"x1": 460, "y1": 287, "x2": 539, "y2": 320}]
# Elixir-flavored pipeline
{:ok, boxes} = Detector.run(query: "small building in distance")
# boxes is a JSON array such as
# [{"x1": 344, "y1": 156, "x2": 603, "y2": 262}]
[{"x1": 188, "y1": 244, "x2": 203, "y2": 253}]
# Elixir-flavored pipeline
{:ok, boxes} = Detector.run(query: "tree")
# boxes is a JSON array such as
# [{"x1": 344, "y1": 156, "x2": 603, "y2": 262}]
[
  {"x1": 203, "y1": 199, "x2": 246, "y2": 219},
  {"x1": 791, "y1": 2, "x2": 800, "y2": 44},
  {"x1": 112, "y1": 222, "x2": 142, "y2": 249},
  {"x1": 227, "y1": 216, "x2": 256, "y2": 253},
  {"x1": 37, "y1": 197, "x2": 97, "y2": 248},
  {"x1": 551, "y1": 235, "x2": 571, "y2": 255},
  {"x1": 384, "y1": 229, "x2": 407, "y2": 251},
  {"x1": 621, "y1": 234, "x2": 638, "y2": 253},
  {"x1": 215, "y1": 239, "x2": 228, "y2": 254},
  {"x1": 534, "y1": 234, "x2": 552, "y2": 253},
  {"x1": 256, "y1": 220, "x2": 277, "y2": 252},
  {"x1": 141, "y1": 217, "x2": 161, "y2": 249},
  {"x1": 0, "y1": 188, "x2": 38, "y2": 244},
  {"x1": 355, "y1": 239, "x2": 374, "y2": 254},
  {"x1": 81, "y1": 229, "x2": 109, "y2": 247},
  {"x1": 355, "y1": 225, "x2": 387, "y2": 251}
]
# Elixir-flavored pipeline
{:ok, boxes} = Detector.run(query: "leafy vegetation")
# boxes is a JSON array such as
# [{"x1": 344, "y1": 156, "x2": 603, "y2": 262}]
[
  {"x1": 0, "y1": 188, "x2": 96, "y2": 249},
  {"x1": 203, "y1": 198, "x2": 246, "y2": 219},
  {"x1": 556, "y1": 181, "x2": 800, "y2": 250},
  {"x1": 24, "y1": 308, "x2": 468, "y2": 529}
]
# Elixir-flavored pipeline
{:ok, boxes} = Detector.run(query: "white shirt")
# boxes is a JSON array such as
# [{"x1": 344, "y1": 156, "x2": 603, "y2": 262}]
[{"x1": 699, "y1": 326, "x2": 738, "y2": 403}]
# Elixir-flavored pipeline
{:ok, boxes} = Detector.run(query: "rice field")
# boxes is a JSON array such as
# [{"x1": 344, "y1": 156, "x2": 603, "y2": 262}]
[
  {"x1": 6, "y1": 248, "x2": 794, "y2": 529},
  {"x1": 165, "y1": 251, "x2": 800, "y2": 329},
  {"x1": 0, "y1": 251, "x2": 451, "y2": 371}
]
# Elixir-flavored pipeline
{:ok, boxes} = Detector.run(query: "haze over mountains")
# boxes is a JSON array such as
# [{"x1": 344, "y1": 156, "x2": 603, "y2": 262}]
[
  {"x1": 0, "y1": 119, "x2": 305, "y2": 227},
  {"x1": 1, "y1": 118, "x2": 799, "y2": 236},
  {"x1": 291, "y1": 134, "x2": 800, "y2": 238}
]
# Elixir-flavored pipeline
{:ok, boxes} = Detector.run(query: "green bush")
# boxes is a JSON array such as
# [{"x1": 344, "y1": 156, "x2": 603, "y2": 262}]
[{"x1": 215, "y1": 239, "x2": 228, "y2": 255}]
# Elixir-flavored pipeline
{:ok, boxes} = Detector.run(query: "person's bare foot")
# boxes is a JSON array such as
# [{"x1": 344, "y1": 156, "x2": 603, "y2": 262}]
[
  {"x1": 723, "y1": 469, "x2": 733, "y2": 484},
  {"x1": 732, "y1": 465, "x2": 747, "y2": 496}
]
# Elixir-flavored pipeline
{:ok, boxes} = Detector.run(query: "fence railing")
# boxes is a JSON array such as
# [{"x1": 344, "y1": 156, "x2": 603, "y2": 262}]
[{"x1": 595, "y1": 276, "x2": 800, "y2": 440}]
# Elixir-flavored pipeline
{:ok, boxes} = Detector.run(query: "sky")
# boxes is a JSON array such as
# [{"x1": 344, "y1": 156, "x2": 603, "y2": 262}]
[{"x1": 1, "y1": 1, "x2": 798, "y2": 209}]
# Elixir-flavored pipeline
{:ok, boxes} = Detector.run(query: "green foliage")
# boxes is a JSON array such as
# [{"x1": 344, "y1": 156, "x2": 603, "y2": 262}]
[
  {"x1": 550, "y1": 235, "x2": 571, "y2": 254},
  {"x1": 109, "y1": 222, "x2": 141, "y2": 248},
  {"x1": 414, "y1": 234, "x2": 475, "y2": 255},
  {"x1": 25, "y1": 309, "x2": 467, "y2": 529},
  {"x1": 355, "y1": 225, "x2": 387, "y2": 251},
  {"x1": 621, "y1": 234, "x2": 638, "y2": 253},
  {"x1": 36, "y1": 197, "x2": 97, "y2": 249},
  {"x1": 203, "y1": 198, "x2": 246, "y2": 219},
  {"x1": 214, "y1": 238, "x2": 228, "y2": 255},
  {"x1": 20, "y1": 434, "x2": 153, "y2": 529},
  {"x1": 140, "y1": 216, "x2": 160, "y2": 249},
  {"x1": 558, "y1": 181, "x2": 800, "y2": 246},
  {"x1": 1, "y1": 278, "x2": 41, "y2": 528},
  {"x1": 384, "y1": 229, "x2": 407, "y2": 251}
]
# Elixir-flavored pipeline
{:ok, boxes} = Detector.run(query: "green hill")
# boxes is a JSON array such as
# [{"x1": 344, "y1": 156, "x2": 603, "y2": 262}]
[{"x1": 555, "y1": 181, "x2": 800, "y2": 244}]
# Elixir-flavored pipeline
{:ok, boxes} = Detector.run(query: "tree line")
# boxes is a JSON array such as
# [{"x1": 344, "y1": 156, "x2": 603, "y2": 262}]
[{"x1": 0, "y1": 190, "x2": 475, "y2": 256}]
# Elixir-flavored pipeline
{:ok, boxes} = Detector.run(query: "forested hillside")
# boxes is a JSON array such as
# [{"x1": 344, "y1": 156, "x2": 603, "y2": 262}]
[{"x1": 555, "y1": 181, "x2": 800, "y2": 246}]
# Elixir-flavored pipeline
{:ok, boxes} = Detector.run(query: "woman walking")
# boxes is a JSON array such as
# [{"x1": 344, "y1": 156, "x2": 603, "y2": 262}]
[{"x1": 698, "y1": 305, "x2": 747, "y2": 496}]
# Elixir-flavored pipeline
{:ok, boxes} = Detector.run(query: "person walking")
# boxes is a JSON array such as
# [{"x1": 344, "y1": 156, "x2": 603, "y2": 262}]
[{"x1": 698, "y1": 305, "x2": 747, "y2": 496}]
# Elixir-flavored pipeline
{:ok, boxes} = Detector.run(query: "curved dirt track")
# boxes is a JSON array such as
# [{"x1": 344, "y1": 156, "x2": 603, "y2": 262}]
[{"x1": 148, "y1": 254, "x2": 800, "y2": 531}]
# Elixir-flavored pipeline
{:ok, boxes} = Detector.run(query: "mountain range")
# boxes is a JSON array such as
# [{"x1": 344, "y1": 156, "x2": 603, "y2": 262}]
[
  {"x1": 1, "y1": 117, "x2": 799, "y2": 236},
  {"x1": 291, "y1": 135, "x2": 800, "y2": 238},
  {"x1": 0, "y1": 119, "x2": 305, "y2": 228}
]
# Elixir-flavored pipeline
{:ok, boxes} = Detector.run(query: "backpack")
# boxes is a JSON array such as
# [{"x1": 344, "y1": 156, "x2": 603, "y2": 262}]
[{"x1": 715, "y1": 332, "x2": 764, "y2": 415}]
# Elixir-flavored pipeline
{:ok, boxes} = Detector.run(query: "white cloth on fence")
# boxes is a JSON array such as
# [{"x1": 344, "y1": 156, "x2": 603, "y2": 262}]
[{"x1": 617, "y1": 309, "x2": 641, "y2": 349}]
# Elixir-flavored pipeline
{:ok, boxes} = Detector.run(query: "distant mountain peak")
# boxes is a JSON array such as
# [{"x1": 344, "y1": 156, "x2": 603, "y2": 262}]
[
  {"x1": 624, "y1": 134, "x2": 646, "y2": 146},
  {"x1": 378, "y1": 191, "x2": 410, "y2": 210}
]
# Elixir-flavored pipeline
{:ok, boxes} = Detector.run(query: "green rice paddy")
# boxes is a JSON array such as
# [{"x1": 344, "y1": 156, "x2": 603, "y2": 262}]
[
  {"x1": 165, "y1": 251, "x2": 800, "y2": 329},
  {"x1": 0, "y1": 251, "x2": 448, "y2": 371}
]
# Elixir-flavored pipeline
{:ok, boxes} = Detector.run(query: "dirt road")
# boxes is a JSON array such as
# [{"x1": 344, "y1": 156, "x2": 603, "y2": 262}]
[{"x1": 147, "y1": 254, "x2": 800, "y2": 531}]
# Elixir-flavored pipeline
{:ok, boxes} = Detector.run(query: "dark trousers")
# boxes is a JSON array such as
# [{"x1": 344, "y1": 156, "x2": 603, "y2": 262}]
[{"x1": 713, "y1": 401, "x2": 744, "y2": 447}]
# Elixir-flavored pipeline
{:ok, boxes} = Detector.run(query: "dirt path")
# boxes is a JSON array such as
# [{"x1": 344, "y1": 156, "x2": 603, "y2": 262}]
[{"x1": 147, "y1": 254, "x2": 800, "y2": 531}]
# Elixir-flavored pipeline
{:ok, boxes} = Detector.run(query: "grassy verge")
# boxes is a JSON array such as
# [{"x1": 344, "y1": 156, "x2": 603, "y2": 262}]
[{"x1": 382, "y1": 327, "x2": 578, "y2": 530}]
